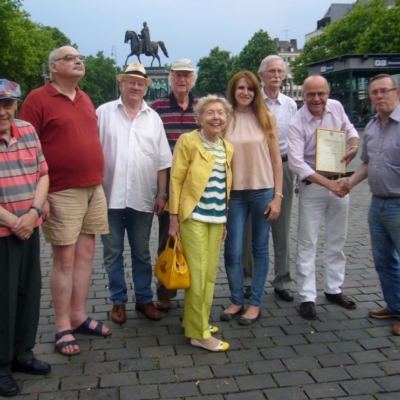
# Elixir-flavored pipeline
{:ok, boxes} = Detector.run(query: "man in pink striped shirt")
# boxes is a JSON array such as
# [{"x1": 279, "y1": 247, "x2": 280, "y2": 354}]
[{"x1": 0, "y1": 79, "x2": 50, "y2": 397}]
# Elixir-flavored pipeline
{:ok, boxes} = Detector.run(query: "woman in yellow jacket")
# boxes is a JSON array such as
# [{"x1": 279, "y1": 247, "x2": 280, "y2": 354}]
[{"x1": 168, "y1": 94, "x2": 233, "y2": 352}]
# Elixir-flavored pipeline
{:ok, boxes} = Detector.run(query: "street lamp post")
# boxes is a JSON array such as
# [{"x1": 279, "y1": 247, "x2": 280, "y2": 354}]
[{"x1": 111, "y1": 45, "x2": 118, "y2": 99}]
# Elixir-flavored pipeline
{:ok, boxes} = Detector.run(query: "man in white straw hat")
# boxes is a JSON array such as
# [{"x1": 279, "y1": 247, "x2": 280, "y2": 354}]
[{"x1": 97, "y1": 63, "x2": 172, "y2": 323}]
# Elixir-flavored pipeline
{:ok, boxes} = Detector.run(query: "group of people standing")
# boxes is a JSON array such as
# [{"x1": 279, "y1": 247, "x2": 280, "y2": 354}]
[{"x1": 1, "y1": 43, "x2": 399, "y2": 397}]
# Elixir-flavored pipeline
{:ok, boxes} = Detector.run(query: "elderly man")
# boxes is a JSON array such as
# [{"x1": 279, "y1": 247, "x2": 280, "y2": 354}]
[
  {"x1": 20, "y1": 46, "x2": 110, "y2": 357},
  {"x1": 151, "y1": 59, "x2": 199, "y2": 310},
  {"x1": 241, "y1": 55, "x2": 298, "y2": 302},
  {"x1": 288, "y1": 75, "x2": 359, "y2": 319},
  {"x1": 346, "y1": 74, "x2": 400, "y2": 335},
  {"x1": 0, "y1": 79, "x2": 50, "y2": 397},
  {"x1": 98, "y1": 63, "x2": 172, "y2": 323}
]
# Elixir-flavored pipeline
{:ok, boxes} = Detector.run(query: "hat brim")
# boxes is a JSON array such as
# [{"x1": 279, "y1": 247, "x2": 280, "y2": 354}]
[
  {"x1": 117, "y1": 73, "x2": 153, "y2": 86},
  {"x1": 171, "y1": 67, "x2": 196, "y2": 72}
]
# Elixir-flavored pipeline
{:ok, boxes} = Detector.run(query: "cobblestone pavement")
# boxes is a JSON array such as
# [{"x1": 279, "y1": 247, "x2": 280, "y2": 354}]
[{"x1": 10, "y1": 140, "x2": 400, "y2": 399}]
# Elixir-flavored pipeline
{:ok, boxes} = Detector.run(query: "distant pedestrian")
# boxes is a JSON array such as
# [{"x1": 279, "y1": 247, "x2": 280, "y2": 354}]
[{"x1": 0, "y1": 79, "x2": 50, "y2": 397}]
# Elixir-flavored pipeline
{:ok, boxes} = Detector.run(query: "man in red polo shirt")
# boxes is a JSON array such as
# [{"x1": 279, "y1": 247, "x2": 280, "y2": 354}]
[
  {"x1": 20, "y1": 46, "x2": 111, "y2": 357},
  {"x1": 0, "y1": 79, "x2": 50, "y2": 397}
]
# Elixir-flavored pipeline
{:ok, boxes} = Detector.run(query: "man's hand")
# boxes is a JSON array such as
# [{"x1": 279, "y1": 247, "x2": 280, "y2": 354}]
[
  {"x1": 11, "y1": 210, "x2": 37, "y2": 240},
  {"x1": 264, "y1": 197, "x2": 282, "y2": 222},
  {"x1": 330, "y1": 179, "x2": 349, "y2": 198},
  {"x1": 42, "y1": 200, "x2": 51, "y2": 221},
  {"x1": 341, "y1": 146, "x2": 358, "y2": 166},
  {"x1": 154, "y1": 197, "x2": 167, "y2": 216}
]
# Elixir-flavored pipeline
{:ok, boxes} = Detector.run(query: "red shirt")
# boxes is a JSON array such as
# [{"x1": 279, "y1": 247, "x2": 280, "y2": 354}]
[{"x1": 20, "y1": 82, "x2": 104, "y2": 193}]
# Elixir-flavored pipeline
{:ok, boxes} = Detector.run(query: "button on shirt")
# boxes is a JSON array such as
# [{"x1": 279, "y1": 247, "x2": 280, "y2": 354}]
[
  {"x1": 262, "y1": 91, "x2": 297, "y2": 157},
  {"x1": 97, "y1": 98, "x2": 172, "y2": 212},
  {"x1": 361, "y1": 103, "x2": 400, "y2": 197},
  {"x1": 288, "y1": 99, "x2": 359, "y2": 180}
]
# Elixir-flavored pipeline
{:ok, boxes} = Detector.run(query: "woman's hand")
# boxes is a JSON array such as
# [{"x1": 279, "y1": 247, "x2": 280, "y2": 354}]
[
  {"x1": 168, "y1": 214, "x2": 180, "y2": 240},
  {"x1": 222, "y1": 226, "x2": 227, "y2": 241},
  {"x1": 264, "y1": 196, "x2": 282, "y2": 222}
]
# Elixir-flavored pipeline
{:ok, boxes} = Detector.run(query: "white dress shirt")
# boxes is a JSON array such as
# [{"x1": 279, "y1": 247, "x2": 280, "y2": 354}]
[{"x1": 97, "y1": 98, "x2": 172, "y2": 212}]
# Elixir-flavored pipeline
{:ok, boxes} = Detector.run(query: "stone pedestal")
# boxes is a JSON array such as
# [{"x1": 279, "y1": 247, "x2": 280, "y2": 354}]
[{"x1": 144, "y1": 67, "x2": 169, "y2": 103}]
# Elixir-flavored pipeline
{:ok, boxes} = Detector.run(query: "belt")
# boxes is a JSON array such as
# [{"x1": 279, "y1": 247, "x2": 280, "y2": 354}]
[
  {"x1": 302, "y1": 171, "x2": 354, "y2": 186},
  {"x1": 281, "y1": 155, "x2": 288, "y2": 163}
]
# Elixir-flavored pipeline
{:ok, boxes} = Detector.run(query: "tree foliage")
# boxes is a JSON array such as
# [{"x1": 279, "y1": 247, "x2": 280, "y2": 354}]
[
  {"x1": 233, "y1": 30, "x2": 277, "y2": 77},
  {"x1": 291, "y1": 0, "x2": 400, "y2": 84},
  {"x1": 194, "y1": 47, "x2": 234, "y2": 97}
]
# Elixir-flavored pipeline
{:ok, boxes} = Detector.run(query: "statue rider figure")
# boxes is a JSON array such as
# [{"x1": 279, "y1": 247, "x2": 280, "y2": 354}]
[{"x1": 139, "y1": 22, "x2": 151, "y2": 54}]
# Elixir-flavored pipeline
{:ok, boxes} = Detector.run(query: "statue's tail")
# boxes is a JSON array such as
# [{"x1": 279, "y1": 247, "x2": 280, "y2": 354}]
[{"x1": 157, "y1": 41, "x2": 169, "y2": 58}]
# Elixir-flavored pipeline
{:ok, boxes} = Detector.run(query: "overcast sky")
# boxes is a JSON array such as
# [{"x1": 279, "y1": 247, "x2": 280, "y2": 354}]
[{"x1": 22, "y1": 0, "x2": 351, "y2": 69}]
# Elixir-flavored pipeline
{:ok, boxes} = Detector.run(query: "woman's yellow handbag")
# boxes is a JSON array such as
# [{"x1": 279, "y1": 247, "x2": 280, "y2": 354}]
[{"x1": 154, "y1": 237, "x2": 190, "y2": 290}]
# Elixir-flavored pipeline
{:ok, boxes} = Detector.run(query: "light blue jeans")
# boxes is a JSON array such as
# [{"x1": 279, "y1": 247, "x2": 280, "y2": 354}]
[
  {"x1": 101, "y1": 208, "x2": 154, "y2": 305},
  {"x1": 224, "y1": 189, "x2": 274, "y2": 307},
  {"x1": 368, "y1": 195, "x2": 400, "y2": 313}
]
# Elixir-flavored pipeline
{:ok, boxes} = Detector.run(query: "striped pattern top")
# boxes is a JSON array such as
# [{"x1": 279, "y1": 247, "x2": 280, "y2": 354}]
[
  {"x1": 151, "y1": 92, "x2": 199, "y2": 151},
  {"x1": 0, "y1": 119, "x2": 48, "y2": 237},
  {"x1": 189, "y1": 133, "x2": 227, "y2": 224}
]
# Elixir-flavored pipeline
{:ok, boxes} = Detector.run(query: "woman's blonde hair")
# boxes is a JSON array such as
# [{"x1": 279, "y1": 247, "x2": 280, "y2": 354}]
[
  {"x1": 226, "y1": 71, "x2": 276, "y2": 142},
  {"x1": 194, "y1": 94, "x2": 233, "y2": 120}
]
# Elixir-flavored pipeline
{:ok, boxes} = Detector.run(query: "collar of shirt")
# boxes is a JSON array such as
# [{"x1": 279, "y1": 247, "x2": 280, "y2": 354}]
[
  {"x1": 262, "y1": 89, "x2": 283, "y2": 106},
  {"x1": 169, "y1": 91, "x2": 195, "y2": 111},
  {"x1": 372, "y1": 102, "x2": 400, "y2": 123},
  {"x1": 117, "y1": 97, "x2": 151, "y2": 116},
  {"x1": 303, "y1": 101, "x2": 332, "y2": 123}
]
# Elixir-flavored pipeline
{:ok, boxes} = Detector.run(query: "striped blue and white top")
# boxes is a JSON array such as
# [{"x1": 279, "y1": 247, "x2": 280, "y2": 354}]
[{"x1": 189, "y1": 132, "x2": 227, "y2": 224}]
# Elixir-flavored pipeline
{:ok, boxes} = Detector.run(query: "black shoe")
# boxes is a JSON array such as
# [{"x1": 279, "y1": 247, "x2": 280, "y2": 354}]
[
  {"x1": 244, "y1": 286, "x2": 251, "y2": 299},
  {"x1": 238, "y1": 310, "x2": 261, "y2": 326},
  {"x1": 220, "y1": 305, "x2": 243, "y2": 321},
  {"x1": 12, "y1": 358, "x2": 51, "y2": 375},
  {"x1": 299, "y1": 302, "x2": 317, "y2": 320},
  {"x1": 0, "y1": 375, "x2": 19, "y2": 397},
  {"x1": 274, "y1": 288, "x2": 294, "y2": 302}
]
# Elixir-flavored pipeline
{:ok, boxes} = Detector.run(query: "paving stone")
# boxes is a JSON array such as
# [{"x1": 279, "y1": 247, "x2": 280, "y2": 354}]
[
  {"x1": 235, "y1": 374, "x2": 276, "y2": 391},
  {"x1": 349, "y1": 349, "x2": 388, "y2": 364},
  {"x1": 49, "y1": 364, "x2": 83, "y2": 377},
  {"x1": 120, "y1": 358, "x2": 156, "y2": 372},
  {"x1": 272, "y1": 334, "x2": 308, "y2": 346},
  {"x1": 100, "y1": 372, "x2": 137, "y2": 387},
  {"x1": 39, "y1": 391, "x2": 78, "y2": 399},
  {"x1": 225, "y1": 391, "x2": 265, "y2": 400},
  {"x1": 293, "y1": 343, "x2": 331, "y2": 356},
  {"x1": 378, "y1": 360, "x2": 400, "y2": 375},
  {"x1": 140, "y1": 345, "x2": 175, "y2": 358},
  {"x1": 61, "y1": 376, "x2": 98, "y2": 391},
  {"x1": 303, "y1": 382, "x2": 347, "y2": 398},
  {"x1": 226, "y1": 349, "x2": 263, "y2": 363},
  {"x1": 340, "y1": 378, "x2": 383, "y2": 396},
  {"x1": 91, "y1": 338, "x2": 124, "y2": 350},
  {"x1": 345, "y1": 363, "x2": 385, "y2": 379},
  {"x1": 211, "y1": 363, "x2": 250, "y2": 378},
  {"x1": 374, "y1": 376, "x2": 400, "y2": 392},
  {"x1": 198, "y1": 378, "x2": 239, "y2": 395},
  {"x1": 304, "y1": 332, "x2": 340, "y2": 344},
  {"x1": 192, "y1": 352, "x2": 229, "y2": 366},
  {"x1": 248, "y1": 359, "x2": 287, "y2": 374},
  {"x1": 282, "y1": 356, "x2": 320, "y2": 371},
  {"x1": 359, "y1": 337, "x2": 393, "y2": 350},
  {"x1": 120, "y1": 384, "x2": 158, "y2": 400},
  {"x1": 239, "y1": 337, "x2": 274, "y2": 348},
  {"x1": 84, "y1": 361, "x2": 119, "y2": 374},
  {"x1": 327, "y1": 341, "x2": 364, "y2": 353},
  {"x1": 105, "y1": 348, "x2": 139, "y2": 360},
  {"x1": 309, "y1": 366, "x2": 351, "y2": 383},
  {"x1": 79, "y1": 388, "x2": 119, "y2": 399},
  {"x1": 337, "y1": 396, "x2": 375, "y2": 400},
  {"x1": 317, "y1": 353, "x2": 355, "y2": 367},
  {"x1": 381, "y1": 347, "x2": 400, "y2": 360},
  {"x1": 175, "y1": 366, "x2": 213, "y2": 382},
  {"x1": 21, "y1": 379, "x2": 60, "y2": 394},
  {"x1": 272, "y1": 371, "x2": 314, "y2": 387},
  {"x1": 263, "y1": 386, "x2": 309, "y2": 400},
  {"x1": 159, "y1": 354, "x2": 193, "y2": 369},
  {"x1": 260, "y1": 346, "x2": 296, "y2": 360},
  {"x1": 139, "y1": 369, "x2": 177, "y2": 385},
  {"x1": 158, "y1": 382, "x2": 198, "y2": 398}
]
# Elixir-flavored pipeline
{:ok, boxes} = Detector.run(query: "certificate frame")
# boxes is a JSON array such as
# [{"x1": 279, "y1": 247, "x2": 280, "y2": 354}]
[{"x1": 316, "y1": 128, "x2": 347, "y2": 174}]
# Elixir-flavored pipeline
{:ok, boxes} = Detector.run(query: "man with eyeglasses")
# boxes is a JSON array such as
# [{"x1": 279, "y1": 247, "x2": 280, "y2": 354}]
[
  {"x1": 97, "y1": 63, "x2": 172, "y2": 323},
  {"x1": 287, "y1": 75, "x2": 359, "y2": 320},
  {"x1": 345, "y1": 74, "x2": 400, "y2": 335},
  {"x1": 239, "y1": 55, "x2": 298, "y2": 303},
  {"x1": 20, "y1": 46, "x2": 111, "y2": 356},
  {"x1": 151, "y1": 59, "x2": 199, "y2": 311}
]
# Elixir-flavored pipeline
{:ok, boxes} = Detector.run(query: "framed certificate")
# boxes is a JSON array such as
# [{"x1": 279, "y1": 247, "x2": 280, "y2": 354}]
[{"x1": 316, "y1": 128, "x2": 346, "y2": 174}]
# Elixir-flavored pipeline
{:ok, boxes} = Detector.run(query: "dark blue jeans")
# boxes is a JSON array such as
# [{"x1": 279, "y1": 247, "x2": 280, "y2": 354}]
[
  {"x1": 224, "y1": 189, "x2": 274, "y2": 306},
  {"x1": 101, "y1": 208, "x2": 154, "y2": 305}
]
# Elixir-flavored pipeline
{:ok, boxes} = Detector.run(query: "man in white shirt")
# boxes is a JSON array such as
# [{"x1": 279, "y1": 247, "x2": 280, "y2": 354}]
[
  {"x1": 97, "y1": 63, "x2": 172, "y2": 323},
  {"x1": 288, "y1": 75, "x2": 359, "y2": 320}
]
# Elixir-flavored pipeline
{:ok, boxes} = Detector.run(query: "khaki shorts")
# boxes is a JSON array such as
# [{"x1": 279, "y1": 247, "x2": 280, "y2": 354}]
[{"x1": 42, "y1": 185, "x2": 109, "y2": 246}]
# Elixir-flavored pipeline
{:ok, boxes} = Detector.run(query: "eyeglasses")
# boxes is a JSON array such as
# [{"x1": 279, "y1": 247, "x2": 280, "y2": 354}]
[
  {"x1": 123, "y1": 80, "x2": 145, "y2": 88},
  {"x1": 369, "y1": 88, "x2": 397, "y2": 96},
  {"x1": 304, "y1": 91, "x2": 329, "y2": 99},
  {"x1": 53, "y1": 54, "x2": 85, "y2": 62},
  {"x1": 266, "y1": 69, "x2": 284, "y2": 75}
]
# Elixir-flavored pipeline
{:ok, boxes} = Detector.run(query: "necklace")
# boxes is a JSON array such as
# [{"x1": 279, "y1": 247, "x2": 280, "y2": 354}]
[{"x1": 199, "y1": 130, "x2": 220, "y2": 148}]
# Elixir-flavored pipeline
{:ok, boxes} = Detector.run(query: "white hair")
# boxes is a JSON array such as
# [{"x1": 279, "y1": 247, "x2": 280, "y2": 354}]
[
  {"x1": 258, "y1": 55, "x2": 285, "y2": 75},
  {"x1": 48, "y1": 48, "x2": 60, "y2": 80},
  {"x1": 168, "y1": 70, "x2": 198, "y2": 91}
]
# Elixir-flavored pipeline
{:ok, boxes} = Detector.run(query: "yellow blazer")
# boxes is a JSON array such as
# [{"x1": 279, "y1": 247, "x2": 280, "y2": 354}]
[{"x1": 168, "y1": 130, "x2": 234, "y2": 222}]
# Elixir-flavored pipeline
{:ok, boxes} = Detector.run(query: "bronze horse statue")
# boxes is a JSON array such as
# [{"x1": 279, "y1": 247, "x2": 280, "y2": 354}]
[{"x1": 124, "y1": 30, "x2": 169, "y2": 67}]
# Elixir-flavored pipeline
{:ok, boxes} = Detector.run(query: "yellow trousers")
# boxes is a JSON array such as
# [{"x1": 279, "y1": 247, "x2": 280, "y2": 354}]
[{"x1": 180, "y1": 219, "x2": 223, "y2": 340}]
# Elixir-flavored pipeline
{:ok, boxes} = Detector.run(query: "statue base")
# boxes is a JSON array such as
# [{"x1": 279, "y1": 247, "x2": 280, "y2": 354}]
[{"x1": 145, "y1": 67, "x2": 169, "y2": 103}]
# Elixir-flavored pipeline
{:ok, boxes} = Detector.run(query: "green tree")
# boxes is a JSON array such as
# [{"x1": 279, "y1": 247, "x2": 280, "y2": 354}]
[
  {"x1": 291, "y1": 0, "x2": 400, "y2": 84},
  {"x1": 80, "y1": 51, "x2": 121, "y2": 108},
  {"x1": 194, "y1": 47, "x2": 234, "y2": 96},
  {"x1": 233, "y1": 30, "x2": 277, "y2": 77}
]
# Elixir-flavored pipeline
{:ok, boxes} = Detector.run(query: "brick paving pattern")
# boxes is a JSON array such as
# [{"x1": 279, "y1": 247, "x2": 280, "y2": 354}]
[{"x1": 10, "y1": 133, "x2": 400, "y2": 399}]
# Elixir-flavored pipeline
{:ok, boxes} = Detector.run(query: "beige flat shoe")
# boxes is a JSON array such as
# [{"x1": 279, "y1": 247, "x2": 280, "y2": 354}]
[{"x1": 190, "y1": 339, "x2": 229, "y2": 352}]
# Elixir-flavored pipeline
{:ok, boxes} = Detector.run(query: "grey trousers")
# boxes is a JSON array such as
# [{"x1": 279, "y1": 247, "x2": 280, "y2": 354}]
[{"x1": 243, "y1": 161, "x2": 294, "y2": 290}]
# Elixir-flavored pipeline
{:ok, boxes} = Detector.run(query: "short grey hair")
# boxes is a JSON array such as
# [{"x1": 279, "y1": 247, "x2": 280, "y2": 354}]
[
  {"x1": 48, "y1": 48, "x2": 60, "y2": 80},
  {"x1": 258, "y1": 55, "x2": 285, "y2": 75},
  {"x1": 168, "y1": 70, "x2": 198, "y2": 90},
  {"x1": 194, "y1": 94, "x2": 232, "y2": 120},
  {"x1": 369, "y1": 73, "x2": 399, "y2": 89}
]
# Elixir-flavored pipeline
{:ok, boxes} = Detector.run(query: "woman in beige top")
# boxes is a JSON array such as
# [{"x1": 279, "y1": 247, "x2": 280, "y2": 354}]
[{"x1": 221, "y1": 71, "x2": 283, "y2": 325}]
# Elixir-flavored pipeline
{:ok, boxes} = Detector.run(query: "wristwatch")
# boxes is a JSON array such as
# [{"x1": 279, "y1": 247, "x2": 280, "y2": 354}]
[{"x1": 30, "y1": 206, "x2": 42, "y2": 218}]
